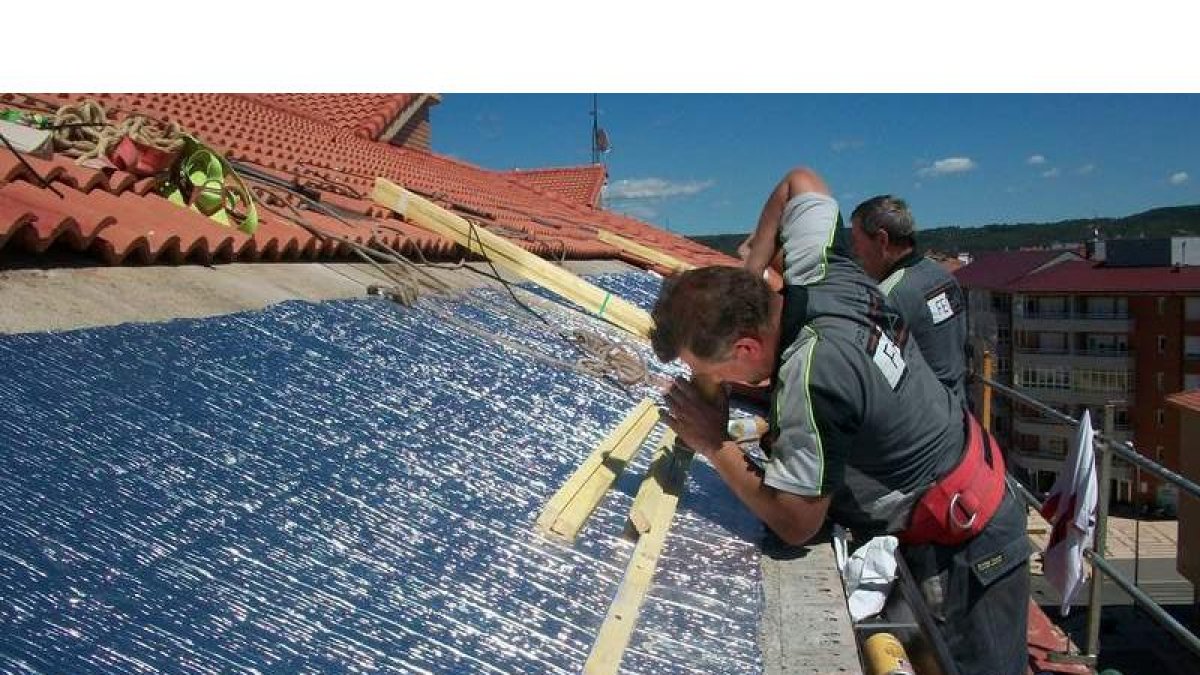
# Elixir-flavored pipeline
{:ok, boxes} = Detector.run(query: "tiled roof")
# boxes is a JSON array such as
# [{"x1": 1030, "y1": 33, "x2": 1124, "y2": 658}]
[
  {"x1": 506, "y1": 165, "x2": 606, "y2": 208},
  {"x1": 1006, "y1": 259, "x2": 1200, "y2": 293},
  {"x1": 243, "y1": 94, "x2": 423, "y2": 140},
  {"x1": 0, "y1": 93, "x2": 731, "y2": 269},
  {"x1": 1167, "y1": 389, "x2": 1200, "y2": 414},
  {"x1": 1166, "y1": 390, "x2": 1200, "y2": 414},
  {"x1": 953, "y1": 249, "x2": 1078, "y2": 290}
]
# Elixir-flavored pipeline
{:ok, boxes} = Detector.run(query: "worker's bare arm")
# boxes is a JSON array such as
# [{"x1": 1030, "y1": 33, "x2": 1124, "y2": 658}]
[
  {"x1": 742, "y1": 167, "x2": 830, "y2": 277},
  {"x1": 661, "y1": 376, "x2": 830, "y2": 546}
]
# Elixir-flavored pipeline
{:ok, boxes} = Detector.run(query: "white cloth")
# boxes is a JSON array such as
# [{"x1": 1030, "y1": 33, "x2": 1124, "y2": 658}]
[
  {"x1": 1040, "y1": 409, "x2": 1099, "y2": 616},
  {"x1": 841, "y1": 535, "x2": 900, "y2": 621}
]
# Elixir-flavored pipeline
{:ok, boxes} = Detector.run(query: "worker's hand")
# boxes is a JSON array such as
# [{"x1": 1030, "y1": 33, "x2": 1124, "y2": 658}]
[
  {"x1": 660, "y1": 376, "x2": 731, "y2": 458},
  {"x1": 727, "y1": 380, "x2": 773, "y2": 407}
]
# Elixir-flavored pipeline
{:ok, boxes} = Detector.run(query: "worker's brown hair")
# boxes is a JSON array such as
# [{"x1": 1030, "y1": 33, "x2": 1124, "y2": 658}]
[
  {"x1": 851, "y1": 195, "x2": 916, "y2": 243},
  {"x1": 650, "y1": 266, "x2": 772, "y2": 362}
]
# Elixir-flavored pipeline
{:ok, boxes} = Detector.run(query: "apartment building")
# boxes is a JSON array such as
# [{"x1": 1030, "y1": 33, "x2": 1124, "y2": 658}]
[
  {"x1": 955, "y1": 250, "x2": 1081, "y2": 462},
  {"x1": 955, "y1": 238, "x2": 1200, "y2": 512}
]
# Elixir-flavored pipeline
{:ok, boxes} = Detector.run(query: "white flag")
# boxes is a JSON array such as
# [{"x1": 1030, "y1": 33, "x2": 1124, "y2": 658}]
[{"x1": 1040, "y1": 410, "x2": 1099, "y2": 615}]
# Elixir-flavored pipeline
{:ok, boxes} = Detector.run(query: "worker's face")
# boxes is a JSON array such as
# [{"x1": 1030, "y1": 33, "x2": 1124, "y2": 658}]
[
  {"x1": 680, "y1": 335, "x2": 774, "y2": 388},
  {"x1": 850, "y1": 219, "x2": 888, "y2": 281}
]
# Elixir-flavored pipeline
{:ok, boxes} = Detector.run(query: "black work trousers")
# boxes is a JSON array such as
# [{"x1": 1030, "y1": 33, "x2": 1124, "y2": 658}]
[{"x1": 902, "y1": 489, "x2": 1032, "y2": 675}]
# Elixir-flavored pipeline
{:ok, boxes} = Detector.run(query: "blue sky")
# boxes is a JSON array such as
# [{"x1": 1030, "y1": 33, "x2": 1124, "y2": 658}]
[{"x1": 433, "y1": 95, "x2": 1200, "y2": 237}]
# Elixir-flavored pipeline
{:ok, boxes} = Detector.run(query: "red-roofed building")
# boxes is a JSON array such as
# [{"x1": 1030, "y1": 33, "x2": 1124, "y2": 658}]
[
  {"x1": 1166, "y1": 390, "x2": 1200, "y2": 605},
  {"x1": 505, "y1": 165, "x2": 607, "y2": 209},
  {"x1": 955, "y1": 249, "x2": 1079, "y2": 291},
  {"x1": 0, "y1": 93, "x2": 730, "y2": 270},
  {"x1": 958, "y1": 242, "x2": 1200, "y2": 511},
  {"x1": 955, "y1": 250, "x2": 1083, "y2": 460},
  {"x1": 246, "y1": 93, "x2": 441, "y2": 149}
]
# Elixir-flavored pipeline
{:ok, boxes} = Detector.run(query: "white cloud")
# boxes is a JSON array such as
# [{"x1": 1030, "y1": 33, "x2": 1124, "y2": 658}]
[
  {"x1": 603, "y1": 177, "x2": 715, "y2": 200},
  {"x1": 1042, "y1": 168, "x2": 1061, "y2": 179},
  {"x1": 1170, "y1": 171, "x2": 1190, "y2": 186},
  {"x1": 831, "y1": 138, "x2": 865, "y2": 153},
  {"x1": 917, "y1": 157, "x2": 977, "y2": 177},
  {"x1": 1027, "y1": 154, "x2": 1046, "y2": 165},
  {"x1": 1077, "y1": 163, "x2": 1096, "y2": 175}
]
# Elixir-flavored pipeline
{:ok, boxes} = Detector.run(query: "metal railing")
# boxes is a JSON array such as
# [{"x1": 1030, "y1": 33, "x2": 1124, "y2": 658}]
[{"x1": 979, "y1": 352, "x2": 1200, "y2": 664}]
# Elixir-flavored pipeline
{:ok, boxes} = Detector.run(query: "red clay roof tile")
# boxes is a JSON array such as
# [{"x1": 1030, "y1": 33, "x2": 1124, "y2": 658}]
[
  {"x1": 506, "y1": 165, "x2": 607, "y2": 208},
  {"x1": 954, "y1": 250, "x2": 1079, "y2": 290},
  {"x1": 1006, "y1": 259, "x2": 1200, "y2": 293},
  {"x1": 0, "y1": 93, "x2": 732, "y2": 271},
  {"x1": 244, "y1": 94, "x2": 421, "y2": 140},
  {"x1": 1167, "y1": 390, "x2": 1200, "y2": 415}
]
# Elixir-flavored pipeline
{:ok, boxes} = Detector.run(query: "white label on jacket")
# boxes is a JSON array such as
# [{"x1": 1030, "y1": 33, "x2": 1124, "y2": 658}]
[
  {"x1": 927, "y1": 292, "x2": 955, "y2": 325},
  {"x1": 873, "y1": 331, "x2": 907, "y2": 390}
]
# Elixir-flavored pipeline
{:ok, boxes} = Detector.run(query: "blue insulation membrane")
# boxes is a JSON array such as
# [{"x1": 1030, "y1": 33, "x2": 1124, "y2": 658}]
[{"x1": 0, "y1": 271, "x2": 764, "y2": 673}]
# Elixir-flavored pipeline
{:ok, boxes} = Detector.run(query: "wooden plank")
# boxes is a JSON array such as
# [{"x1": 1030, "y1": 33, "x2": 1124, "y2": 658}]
[
  {"x1": 535, "y1": 399, "x2": 660, "y2": 543},
  {"x1": 584, "y1": 432, "x2": 694, "y2": 675},
  {"x1": 372, "y1": 178, "x2": 654, "y2": 339},
  {"x1": 597, "y1": 229, "x2": 695, "y2": 273}
]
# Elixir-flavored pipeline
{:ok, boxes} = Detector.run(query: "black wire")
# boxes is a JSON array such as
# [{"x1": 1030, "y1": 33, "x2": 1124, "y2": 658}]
[
  {"x1": 241, "y1": 162, "x2": 553, "y2": 317},
  {"x1": 0, "y1": 132, "x2": 64, "y2": 199},
  {"x1": 257, "y1": 163, "x2": 650, "y2": 389},
  {"x1": 462, "y1": 217, "x2": 549, "y2": 326}
]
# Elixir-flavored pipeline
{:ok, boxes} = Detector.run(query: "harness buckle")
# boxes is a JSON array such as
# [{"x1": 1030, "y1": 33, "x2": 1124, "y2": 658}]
[{"x1": 948, "y1": 492, "x2": 978, "y2": 531}]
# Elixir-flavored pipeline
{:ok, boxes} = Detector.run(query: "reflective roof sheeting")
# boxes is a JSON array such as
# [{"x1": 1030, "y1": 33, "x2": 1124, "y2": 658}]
[{"x1": 0, "y1": 271, "x2": 764, "y2": 674}]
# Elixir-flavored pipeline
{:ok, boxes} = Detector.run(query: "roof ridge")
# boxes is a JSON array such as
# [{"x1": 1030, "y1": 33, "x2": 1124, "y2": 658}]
[
  {"x1": 505, "y1": 164, "x2": 607, "y2": 208},
  {"x1": 506, "y1": 164, "x2": 605, "y2": 175}
]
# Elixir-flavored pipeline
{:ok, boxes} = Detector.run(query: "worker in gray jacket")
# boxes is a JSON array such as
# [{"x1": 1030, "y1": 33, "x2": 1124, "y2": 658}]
[
  {"x1": 655, "y1": 168, "x2": 1028, "y2": 675},
  {"x1": 849, "y1": 196, "x2": 969, "y2": 403}
]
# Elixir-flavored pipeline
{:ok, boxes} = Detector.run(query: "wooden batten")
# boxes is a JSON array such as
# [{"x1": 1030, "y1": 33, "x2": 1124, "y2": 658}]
[
  {"x1": 597, "y1": 229, "x2": 695, "y2": 274},
  {"x1": 583, "y1": 432, "x2": 694, "y2": 674},
  {"x1": 535, "y1": 399, "x2": 660, "y2": 543},
  {"x1": 372, "y1": 178, "x2": 653, "y2": 339}
]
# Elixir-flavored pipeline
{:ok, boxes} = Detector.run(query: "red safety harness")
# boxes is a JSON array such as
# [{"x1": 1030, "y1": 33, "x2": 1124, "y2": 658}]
[{"x1": 900, "y1": 412, "x2": 1007, "y2": 547}]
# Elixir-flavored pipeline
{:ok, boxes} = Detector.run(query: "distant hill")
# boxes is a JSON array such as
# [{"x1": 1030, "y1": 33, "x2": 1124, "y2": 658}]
[{"x1": 689, "y1": 204, "x2": 1200, "y2": 257}]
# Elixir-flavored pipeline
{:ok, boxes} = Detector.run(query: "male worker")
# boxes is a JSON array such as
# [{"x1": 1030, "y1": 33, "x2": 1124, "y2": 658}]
[
  {"x1": 849, "y1": 195, "x2": 969, "y2": 402},
  {"x1": 652, "y1": 168, "x2": 1029, "y2": 675}
]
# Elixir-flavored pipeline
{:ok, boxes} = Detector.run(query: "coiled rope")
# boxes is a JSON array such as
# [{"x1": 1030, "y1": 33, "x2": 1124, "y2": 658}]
[{"x1": 51, "y1": 99, "x2": 186, "y2": 164}]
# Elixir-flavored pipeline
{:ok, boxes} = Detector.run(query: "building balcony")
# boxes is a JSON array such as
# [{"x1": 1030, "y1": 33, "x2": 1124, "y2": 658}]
[
  {"x1": 1012, "y1": 384, "x2": 1133, "y2": 407},
  {"x1": 1013, "y1": 350, "x2": 1134, "y2": 369},
  {"x1": 1013, "y1": 347, "x2": 1070, "y2": 356},
  {"x1": 1015, "y1": 314, "x2": 1133, "y2": 334},
  {"x1": 1011, "y1": 448, "x2": 1068, "y2": 473},
  {"x1": 1019, "y1": 309, "x2": 1131, "y2": 320},
  {"x1": 1010, "y1": 448, "x2": 1133, "y2": 481},
  {"x1": 1075, "y1": 349, "x2": 1135, "y2": 359},
  {"x1": 1013, "y1": 416, "x2": 1067, "y2": 430},
  {"x1": 1013, "y1": 418, "x2": 1133, "y2": 445}
]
